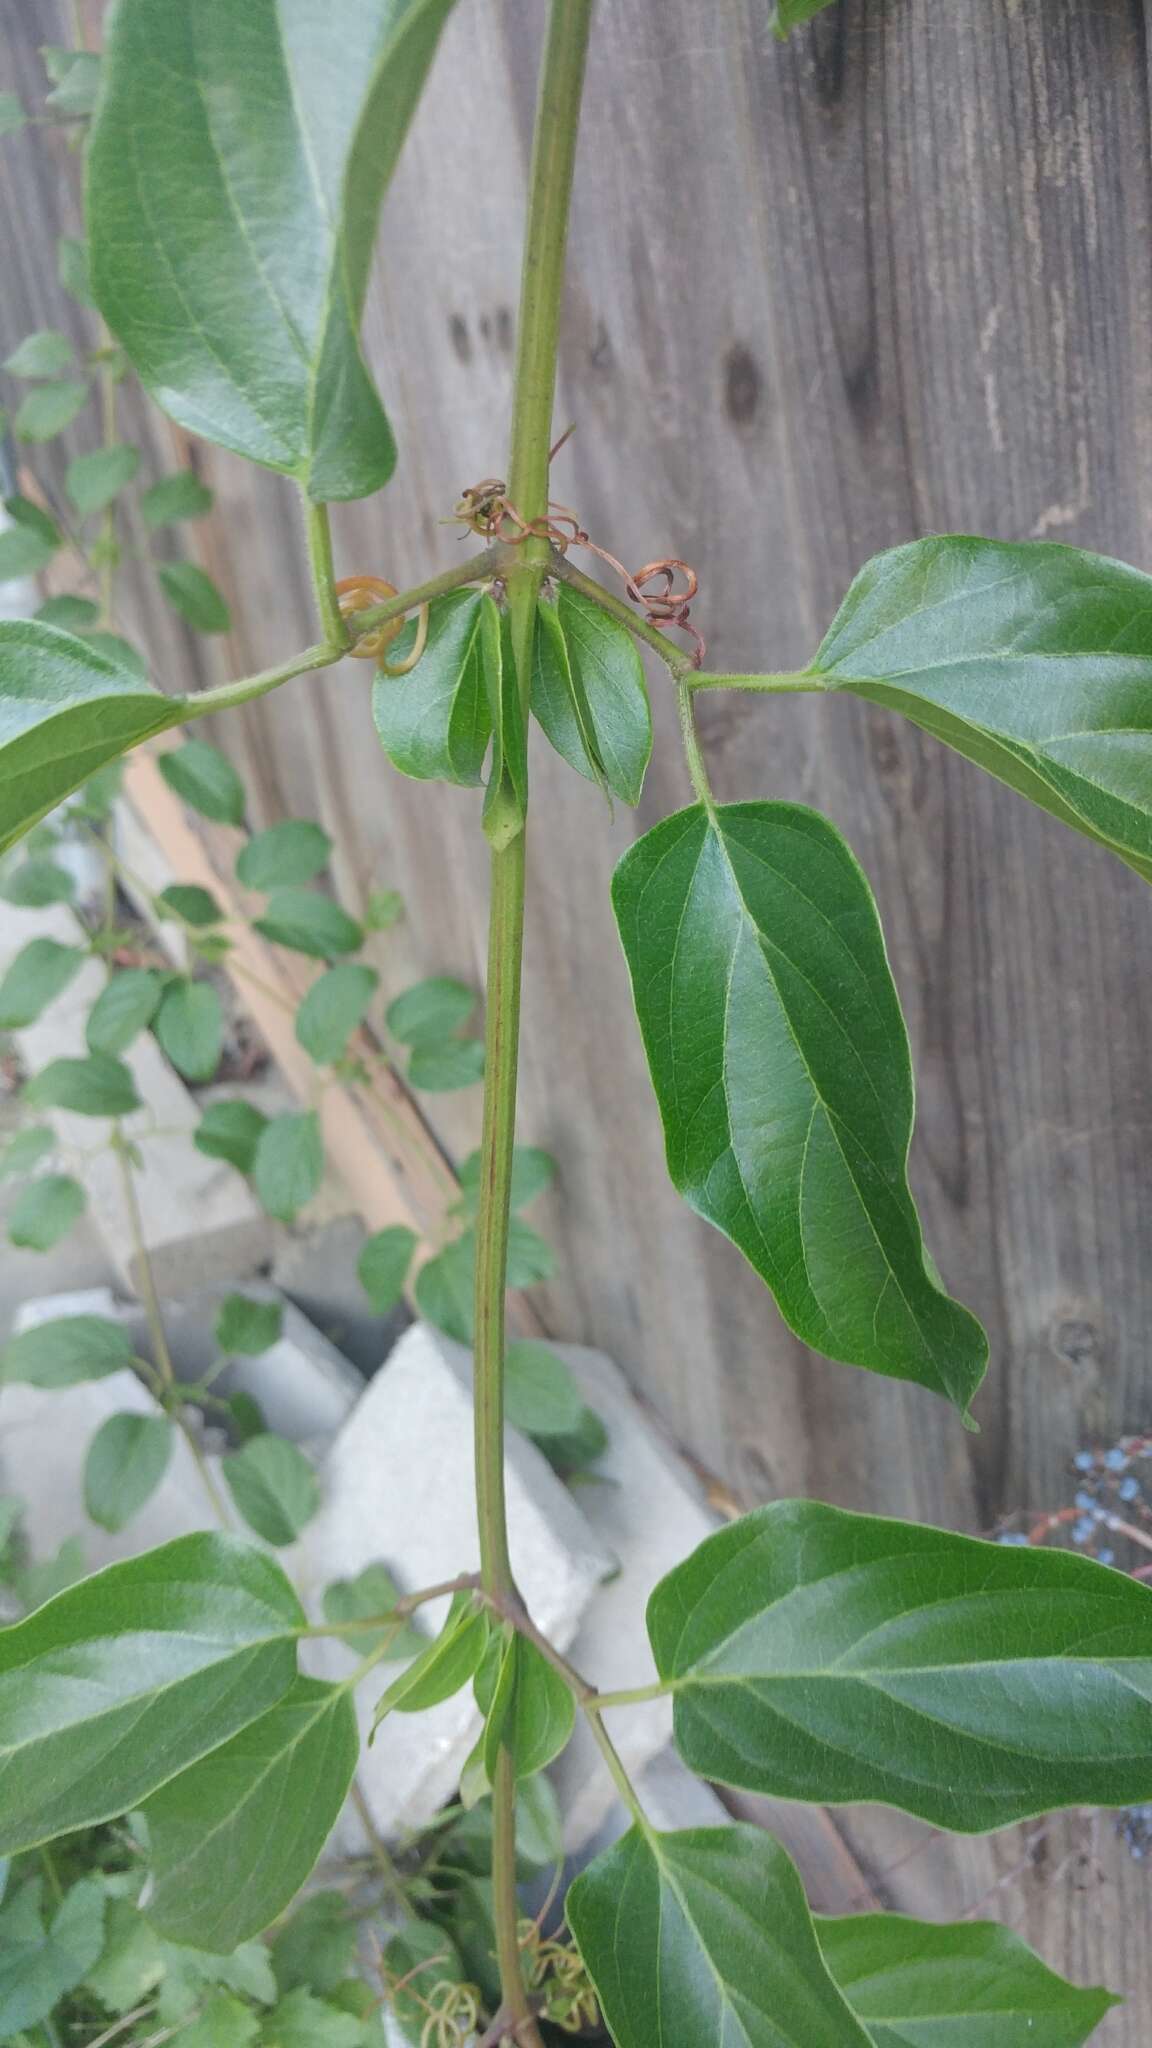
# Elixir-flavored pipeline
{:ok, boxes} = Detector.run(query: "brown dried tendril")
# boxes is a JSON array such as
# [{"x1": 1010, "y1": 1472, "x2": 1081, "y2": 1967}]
[{"x1": 336, "y1": 573, "x2": 430, "y2": 675}]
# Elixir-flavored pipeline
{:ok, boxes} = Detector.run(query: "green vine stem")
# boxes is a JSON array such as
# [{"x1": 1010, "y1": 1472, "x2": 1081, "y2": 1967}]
[
  {"x1": 471, "y1": 5, "x2": 593, "y2": 2040},
  {"x1": 690, "y1": 667, "x2": 824, "y2": 693},
  {"x1": 304, "y1": 499, "x2": 349, "y2": 650}
]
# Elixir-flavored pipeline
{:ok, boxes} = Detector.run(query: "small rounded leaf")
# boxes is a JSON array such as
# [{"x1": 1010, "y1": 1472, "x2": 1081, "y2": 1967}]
[
  {"x1": 295, "y1": 963, "x2": 378, "y2": 1065},
  {"x1": 158, "y1": 561, "x2": 231, "y2": 634},
  {"x1": 0, "y1": 1314, "x2": 133, "y2": 1387},
  {"x1": 235, "y1": 820, "x2": 331, "y2": 891},
  {"x1": 84, "y1": 1413, "x2": 173, "y2": 1532},
  {"x1": 215, "y1": 1293, "x2": 283, "y2": 1357},
  {"x1": 253, "y1": 1111, "x2": 324, "y2": 1222},
  {"x1": 158, "y1": 739, "x2": 245, "y2": 824},
  {"x1": 222, "y1": 1435, "x2": 320, "y2": 1547},
  {"x1": 194, "y1": 1098, "x2": 268, "y2": 1175},
  {"x1": 357, "y1": 1225, "x2": 417, "y2": 1314},
  {"x1": 7, "y1": 1175, "x2": 85, "y2": 1252}
]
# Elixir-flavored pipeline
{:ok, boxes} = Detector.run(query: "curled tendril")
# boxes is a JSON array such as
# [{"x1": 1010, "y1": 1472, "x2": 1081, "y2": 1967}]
[
  {"x1": 418, "y1": 1980, "x2": 483, "y2": 2048},
  {"x1": 336, "y1": 573, "x2": 430, "y2": 675},
  {"x1": 517, "y1": 1919, "x2": 600, "y2": 2035}
]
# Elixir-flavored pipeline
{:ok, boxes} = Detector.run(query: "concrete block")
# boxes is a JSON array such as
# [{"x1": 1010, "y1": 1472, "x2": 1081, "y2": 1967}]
[
  {"x1": 543, "y1": 1344, "x2": 717, "y2": 1851},
  {"x1": 296, "y1": 1321, "x2": 616, "y2": 1844},
  {"x1": 0, "y1": 901, "x2": 274, "y2": 1296},
  {"x1": 111, "y1": 797, "x2": 188, "y2": 968},
  {"x1": 571, "y1": 1746, "x2": 732, "y2": 1879},
  {"x1": 273, "y1": 1214, "x2": 409, "y2": 1378}
]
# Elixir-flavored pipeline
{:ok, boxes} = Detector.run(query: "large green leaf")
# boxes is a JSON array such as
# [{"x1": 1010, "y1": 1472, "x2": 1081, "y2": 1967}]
[
  {"x1": 816, "y1": 1912, "x2": 1118, "y2": 2047},
  {"x1": 0, "y1": 1532, "x2": 304, "y2": 1853},
  {"x1": 567, "y1": 1824, "x2": 872, "y2": 2047},
  {"x1": 612, "y1": 802, "x2": 986, "y2": 1413},
  {"x1": 810, "y1": 537, "x2": 1152, "y2": 883},
  {"x1": 532, "y1": 585, "x2": 651, "y2": 805},
  {"x1": 373, "y1": 590, "x2": 492, "y2": 784},
  {"x1": 144, "y1": 1676, "x2": 358, "y2": 1951},
  {"x1": 648, "y1": 1500, "x2": 1152, "y2": 1831},
  {"x1": 475, "y1": 1631, "x2": 575, "y2": 1783},
  {"x1": 0, "y1": 621, "x2": 180, "y2": 853},
  {"x1": 88, "y1": 0, "x2": 458, "y2": 500}
]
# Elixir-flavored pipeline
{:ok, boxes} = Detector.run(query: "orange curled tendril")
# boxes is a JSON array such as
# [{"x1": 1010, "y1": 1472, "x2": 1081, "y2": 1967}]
[{"x1": 336, "y1": 574, "x2": 430, "y2": 676}]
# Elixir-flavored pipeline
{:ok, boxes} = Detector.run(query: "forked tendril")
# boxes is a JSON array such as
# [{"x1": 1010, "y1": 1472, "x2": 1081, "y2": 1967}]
[{"x1": 337, "y1": 573, "x2": 430, "y2": 674}]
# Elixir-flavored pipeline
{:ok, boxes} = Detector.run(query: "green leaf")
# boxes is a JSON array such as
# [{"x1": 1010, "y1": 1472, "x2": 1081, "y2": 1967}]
[
  {"x1": 223, "y1": 1434, "x2": 320, "y2": 1546},
  {"x1": 236, "y1": 819, "x2": 331, "y2": 891},
  {"x1": 0, "y1": 857, "x2": 75, "y2": 906},
  {"x1": 413, "y1": 1231, "x2": 475, "y2": 1343},
  {"x1": 85, "y1": 629, "x2": 149, "y2": 679},
  {"x1": 811, "y1": 536, "x2": 1152, "y2": 884},
  {"x1": 140, "y1": 469, "x2": 214, "y2": 526},
  {"x1": 0, "y1": 520, "x2": 58, "y2": 582},
  {"x1": 159, "y1": 559, "x2": 232, "y2": 634},
  {"x1": 481, "y1": 597, "x2": 527, "y2": 849},
  {"x1": 89, "y1": 0, "x2": 459, "y2": 500},
  {"x1": 357, "y1": 1224, "x2": 417, "y2": 1313},
  {"x1": 0, "y1": 1312, "x2": 133, "y2": 1387},
  {"x1": 364, "y1": 884, "x2": 404, "y2": 931},
  {"x1": 0, "y1": 1531, "x2": 303, "y2": 1854},
  {"x1": 533, "y1": 586, "x2": 652, "y2": 805},
  {"x1": 216, "y1": 1293, "x2": 284, "y2": 1356},
  {"x1": 387, "y1": 976, "x2": 475, "y2": 1045},
  {"x1": 0, "y1": 92, "x2": 26, "y2": 137},
  {"x1": 772, "y1": 0, "x2": 839, "y2": 34},
  {"x1": 13, "y1": 1535, "x2": 86, "y2": 1611},
  {"x1": 156, "y1": 881, "x2": 225, "y2": 927},
  {"x1": 296, "y1": 962, "x2": 378, "y2": 1064},
  {"x1": 407, "y1": 1037, "x2": 485, "y2": 1091},
  {"x1": 144, "y1": 1675, "x2": 357, "y2": 1952},
  {"x1": 0, "y1": 936, "x2": 83, "y2": 1025},
  {"x1": 383, "y1": 1920, "x2": 466, "y2": 2045},
  {"x1": 373, "y1": 1592, "x2": 489, "y2": 1727},
  {"x1": 272, "y1": 1892, "x2": 357, "y2": 1997},
  {"x1": 84, "y1": 1896, "x2": 164, "y2": 2013},
  {"x1": 613, "y1": 802, "x2": 987, "y2": 1414},
  {"x1": 87, "y1": 968, "x2": 162, "y2": 1054},
  {"x1": 322, "y1": 1563, "x2": 424, "y2": 1659},
  {"x1": 253, "y1": 1110, "x2": 324, "y2": 1220},
  {"x1": 503, "y1": 1342, "x2": 586, "y2": 1439},
  {"x1": 254, "y1": 888, "x2": 362, "y2": 959},
  {"x1": 58, "y1": 235, "x2": 94, "y2": 305},
  {"x1": 84, "y1": 1412, "x2": 174, "y2": 1532},
  {"x1": 649, "y1": 1498, "x2": 1152, "y2": 1831},
  {"x1": 8, "y1": 1173, "x2": 85, "y2": 1251},
  {"x1": 816, "y1": 1911, "x2": 1119, "y2": 2046},
  {"x1": 157, "y1": 1937, "x2": 276, "y2": 2023},
  {"x1": 154, "y1": 979, "x2": 224, "y2": 1081},
  {"x1": 14, "y1": 378, "x2": 88, "y2": 442},
  {"x1": 195, "y1": 1097, "x2": 268, "y2": 1175},
  {"x1": 43, "y1": 46, "x2": 103, "y2": 115},
  {"x1": 4, "y1": 330, "x2": 73, "y2": 377},
  {"x1": 176, "y1": 1990, "x2": 261, "y2": 2048},
  {"x1": 158, "y1": 739, "x2": 246, "y2": 825},
  {"x1": 0, "y1": 1875, "x2": 107, "y2": 2036},
  {"x1": 0, "y1": 620, "x2": 182, "y2": 853},
  {"x1": 568, "y1": 1824, "x2": 871, "y2": 2048},
  {"x1": 36, "y1": 594, "x2": 100, "y2": 632},
  {"x1": 263, "y1": 1986, "x2": 365, "y2": 2048},
  {"x1": 476, "y1": 1632, "x2": 575, "y2": 1782},
  {"x1": 0, "y1": 1125, "x2": 56, "y2": 1180},
  {"x1": 66, "y1": 444, "x2": 139, "y2": 517},
  {"x1": 372, "y1": 589, "x2": 491, "y2": 784},
  {"x1": 25, "y1": 1050, "x2": 141, "y2": 1116},
  {"x1": 4, "y1": 494, "x2": 60, "y2": 549},
  {"x1": 457, "y1": 1144, "x2": 554, "y2": 1215},
  {"x1": 505, "y1": 1217, "x2": 555, "y2": 1288}
]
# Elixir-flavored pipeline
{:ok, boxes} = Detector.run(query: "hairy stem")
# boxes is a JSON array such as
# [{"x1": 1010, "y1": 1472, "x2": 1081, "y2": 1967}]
[
  {"x1": 475, "y1": 6, "x2": 593, "y2": 2040},
  {"x1": 304, "y1": 499, "x2": 349, "y2": 650},
  {"x1": 690, "y1": 667, "x2": 823, "y2": 693}
]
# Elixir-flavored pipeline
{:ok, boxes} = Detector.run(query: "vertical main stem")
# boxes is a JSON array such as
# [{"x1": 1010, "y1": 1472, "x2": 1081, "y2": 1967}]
[{"x1": 472, "y1": 4, "x2": 593, "y2": 2038}]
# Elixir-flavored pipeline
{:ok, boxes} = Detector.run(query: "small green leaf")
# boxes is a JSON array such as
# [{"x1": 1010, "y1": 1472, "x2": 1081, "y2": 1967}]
[
  {"x1": 0, "y1": 1126, "x2": 56, "y2": 1180},
  {"x1": 223, "y1": 1434, "x2": 320, "y2": 1546},
  {"x1": 476, "y1": 1632, "x2": 575, "y2": 1781},
  {"x1": 533, "y1": 586, "x2": 652, "y2": 805},
  {"x1": 568, "y1": 1825, "x2": 872, "y2": 2048},
  {"x1": 413, "y1": 1232, "x2": 475, "y2": 1343},
  {"x1": 0, "y1": 937, "x2": 83, "y2": 1026},
  {"x1": 36, "y1": 594, "x2": 100, "y2": 632},
  {"x1": 176, "y1": 1990, "x2": 260, "y2": 2048},
  {"x1": 504, "y1": 1342, "x2": 586, "y2": 1439},
  {"x1": 364, "y1": 884, "x2": 404, "y2": 931},
  {"x1": 613, "y1": 802, "x2": 987, "y2": 1414},
  {"x1": 387, "y1": 976, "x2": 475, "y2": 1046},
  {"x1": 772, "y1": 0, "x2": 840, "y2": 33},
  {"x1": 83, "y1": 1896, "x2": 164, "y2": 2014},
  {"x1": 7, "y1": 1173, "x2": 85, "y2": 1251},
  {"x1": 86, "y1": 968, "x2": 162, "y2": 1053},
  {"x1": 140, "y1": 469, "x2": 213, "y2": 526},
  {"x1": 373, "y1": 589, "x2": 491, "y2": 785},
  {"x1": 457, "y1": 1144, "x2": 555, "y2": 1215},
  {"x1": 373, "y1": 1592, "x2": 489, "y2": 1727},
  {"x1": 323, "y1": 1563, "x2": 424, "y2": 1659},
  {"x1": 58, "y1": 236, "x2": 94, "y2": 305},
  {"x1": 0, "y1": 1531, "x2": 304, "y2": 1854},
  {"x1": 158, "y1": 739, "x2": 246, "y2": 825},
  {"x1": 649, "y1": 1499, "x2": 1152, "y2": 1831},
  {"x1": 43, "y1": 46, "x2": 103, "y2": 115},
  {"x1": 0, "y1": 521, "x2": 58, "y2": 582},
  {"x1": 228, "y1": 1391, "x2": 268, "y2": 1442},
  {"x1": 262, "y1": 1986, "x2": 364, "y2": 2048},
  {"x1": 296, "y1": 962, "x2": 378, "y2": 1064},
  {"x1": 0, "y1": 93, "x2": 26, "y2": 137},
  {"x1": 216, "y1": 1292, "x2": 284, "y2": 1356},
  {"x1": 505, "y1": 1218, "x2": 555, "y2": 1288},
  {"x1": 3, "y1": 330, "x2": 73, "y2": 377},
  {"x1": 407, "y1": 1037, "x2": 485, "y2": 1091},
  {"x1": 156, "y1": 881, "x2": 225, "y2": 927},
  {"x1": 357, "y1": 1225, "x2": 417, "y2": 1313},
  {"x1": 0, "y1": 620, "x2": 179, "y2": 853},
  {"x1": 159, "y1": 560, "x2": 232, "y2": 634},
  {"x1": 272, "y1": 1892, "x2": 357, "y2": 1997},
  {"x1": 0, "y1": 857, "x2": 75, "y2": 906},
  {"x1": 4, "y1": 494, "x2": 60, "y2": 548},
  {"x1": 144, "y1": 1675, "x2": 358, "y2": 1952},
  {"x1": 481, "y1": 596, "x2": 527, "y2": 849},
  {"x1": 66, "y1": 443, "x2": 139, "y2": 517},
  {"x1": 0, "y1": 1313, "x2": 133, "y2": 1387},
  {"x1": 236, "y1": 819, "x2": 331, "y2": 891},
  {"x1": 25, "y1": 1050, "x2": 141, "y2": 1116},
  {"x1": 84, "y1": 1412, "x2": 173, "y2": 1531},
  {"x1": 195, "y1": 1097, "x2": 268, "y2": 1175},
  {"x1": 255, "y1": 888, "x2": 363, "y2": 960},
  {"x1": 253, "y1": 1110, "x2": 324, "y2": 1221},
  {"x1": 154, "y1": 979, "x2": 224, "y2": 1081},
  {"x1": 0, "y1": 1875, "x2": 107, "y2": 2036},
  {"x1": 157, "y1": 1939, "x2": 276, "y2": 2024},
  {"x1": 816, "y1": 1911, "x2": 1119, "y2": 2046},
  {"x1": 13, "y1": 378, "x2": 88, "y2": 442},
  {"x1": 84, "y1": 629, "x2": 148, "y2": 678}
]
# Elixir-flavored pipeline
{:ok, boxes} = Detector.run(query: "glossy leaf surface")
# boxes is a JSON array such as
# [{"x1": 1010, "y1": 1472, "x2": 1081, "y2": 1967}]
[
  {"x1": 649, "y1": 1500, "x2": 1152, "y2": 1830},
  {"x1": 373, "y1": 1592, "x2": 489, "y2": 1725},
  {"x1": 613, "y1": 801, "x2": 986, "y2": 1411},
  {"x1": 532, "y1": 585, "x2": 651, "y2": 804},
  {"x1": 567, "y1": 1824, "x2": 871, "y2": 2047},
  {"x1": 89, "y1": 0, "x2": 457, "y2": 499},
  {"x1": 0, "y1": 1533, "x2": 303, "y2": 1852},
  {"x1": 145, "y1": 1676, "x2": 357, "y2": 1951},
  {"x1": 373, "y1": 590, "x2": 491, "y2": 784},
  {"x1": 476, "y1": 1632, "x2": 575, "y2": 1782}
]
